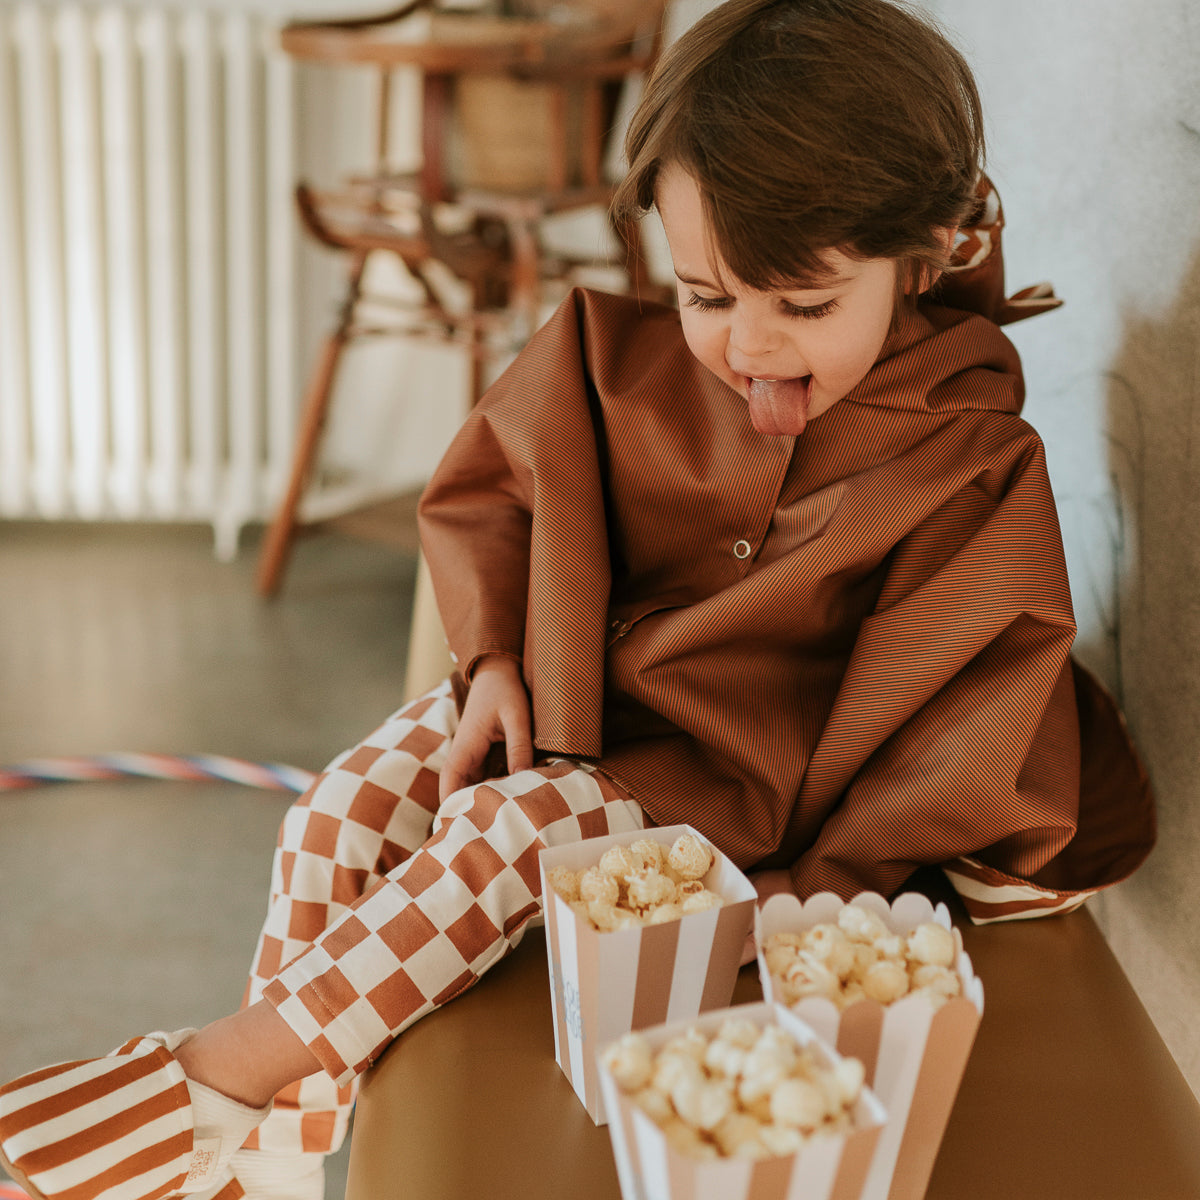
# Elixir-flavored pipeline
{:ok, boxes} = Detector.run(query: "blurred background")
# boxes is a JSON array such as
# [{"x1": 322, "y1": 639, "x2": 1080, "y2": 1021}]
[{"x1": 0, "y1": 2, "x2": 1196, "y2": 1192}]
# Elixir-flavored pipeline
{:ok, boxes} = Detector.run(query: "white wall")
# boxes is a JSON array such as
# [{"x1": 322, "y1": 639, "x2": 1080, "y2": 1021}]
[{"x1": 925, "y1": 0, "x2": 1200, "y2": 1093}]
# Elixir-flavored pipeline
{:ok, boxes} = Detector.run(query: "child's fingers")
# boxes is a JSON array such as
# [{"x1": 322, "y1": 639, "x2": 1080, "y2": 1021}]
[
  {"x1": 439, "y1": 727, "x2": 491, "y2": 800},
  {"x1": 499, "y1": 704, "x2": 534, "y2": 775},
  {"x1": 505, "y1": 742, "x2": 534, "y2": 775},
  {"x1": 441, "y1": 657, "x2": 533, "y2": 798},
  {"x1": 439, "y1": 758, "x2": 480, "y2": 801}
]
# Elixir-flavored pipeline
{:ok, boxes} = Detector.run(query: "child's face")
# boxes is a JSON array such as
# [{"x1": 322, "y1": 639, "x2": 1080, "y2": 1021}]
[{"x1": 657, "y1": 164, "x2": 898, "y2": 437}]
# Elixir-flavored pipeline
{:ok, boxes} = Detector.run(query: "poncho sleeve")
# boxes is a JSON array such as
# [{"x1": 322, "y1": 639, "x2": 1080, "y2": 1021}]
[
  {"x1": 785, "y1": 433, "x2": 1154, "y2": 922},
  {"x1": 417, "y1": 291, "x2": 613, "y2": 757}
]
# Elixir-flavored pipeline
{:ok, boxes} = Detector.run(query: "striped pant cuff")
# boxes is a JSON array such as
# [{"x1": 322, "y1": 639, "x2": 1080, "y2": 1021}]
[
  {"x1": 0, "y1": 1030, "x2": 265, "y2": 1200},
  {"x1": 943, "y1": 856, "x2": 1095, "y2": 924}
]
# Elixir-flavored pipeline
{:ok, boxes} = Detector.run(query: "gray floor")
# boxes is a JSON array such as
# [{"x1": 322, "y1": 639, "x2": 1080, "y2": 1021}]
[{"x1": 0, "y1": 517, "x2": 421, "y2": 1198}]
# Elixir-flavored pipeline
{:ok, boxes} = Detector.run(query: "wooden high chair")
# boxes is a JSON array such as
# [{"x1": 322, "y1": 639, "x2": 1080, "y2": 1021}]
[{"x1": 255, "y1": 0, "x2": 670, "y2": 598}]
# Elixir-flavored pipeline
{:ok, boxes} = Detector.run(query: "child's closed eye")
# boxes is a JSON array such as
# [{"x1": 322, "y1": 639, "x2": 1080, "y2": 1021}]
[
  {"x1": 684, "y1": 292, "x2": 839, "y2": 321},
  {"x1": 781, "y1": 298, "x2": 839, "y2": 320},
  {"x1": 685, "y1": 291, "x2": 733, "y2": 313}
]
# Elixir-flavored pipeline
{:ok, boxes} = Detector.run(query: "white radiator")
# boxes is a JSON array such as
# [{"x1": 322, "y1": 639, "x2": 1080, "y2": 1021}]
[{"x1": 0, "y1": 2, "x2": 298, "y2": 558}]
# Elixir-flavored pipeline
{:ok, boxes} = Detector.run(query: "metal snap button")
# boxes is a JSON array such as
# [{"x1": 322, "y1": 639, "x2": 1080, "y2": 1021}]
[{"x1": 733, "y1": 539, "x2": 752, "y2": 559}]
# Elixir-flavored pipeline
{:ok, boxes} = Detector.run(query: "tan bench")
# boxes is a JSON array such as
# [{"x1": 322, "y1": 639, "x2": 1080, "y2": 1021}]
[{"x1": 344, "y1": 870, "x2": 1200, "y2": 1200}]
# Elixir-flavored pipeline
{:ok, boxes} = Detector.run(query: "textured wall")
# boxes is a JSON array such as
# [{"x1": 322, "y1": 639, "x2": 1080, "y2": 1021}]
[{"x1": 925, "y1": 0, "x2": 1200, "y2": 1093}]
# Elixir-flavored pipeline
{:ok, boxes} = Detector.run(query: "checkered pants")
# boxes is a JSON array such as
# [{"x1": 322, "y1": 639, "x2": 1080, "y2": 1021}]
[{"x1": 239, "y1": 680, "x2": 645, "y2": 1157}]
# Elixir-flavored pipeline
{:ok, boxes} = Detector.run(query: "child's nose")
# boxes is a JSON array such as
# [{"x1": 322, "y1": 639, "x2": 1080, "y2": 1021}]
[{"x1": 727, "y1": 311, "x2": 782, "y2": 360}]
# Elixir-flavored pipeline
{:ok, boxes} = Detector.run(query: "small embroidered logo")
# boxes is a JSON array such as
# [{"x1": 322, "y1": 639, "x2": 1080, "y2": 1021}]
[{"x1": 184, "y1": 1137, "x2": 222, "y2": 1185}]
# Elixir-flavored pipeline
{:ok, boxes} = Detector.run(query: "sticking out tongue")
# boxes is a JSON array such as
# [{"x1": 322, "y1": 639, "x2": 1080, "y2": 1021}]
[{"x1": 746, "y1": 376, "x2": 813, "y2": 436}]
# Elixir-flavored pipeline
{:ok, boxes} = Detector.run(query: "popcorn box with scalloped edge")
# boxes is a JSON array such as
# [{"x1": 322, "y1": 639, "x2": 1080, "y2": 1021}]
[
  {"x1": 598, "y1": 1001, "x2": 887, "y2": 1200},
  {"x1": 754, "y1": 891, "x2": 984, "y2": 1200},
  {"x1": 540, "y1": 824, "x2": 757, "y2": 1125}
]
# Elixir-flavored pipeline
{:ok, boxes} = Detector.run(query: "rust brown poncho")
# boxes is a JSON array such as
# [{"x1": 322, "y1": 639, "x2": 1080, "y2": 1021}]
[{"x1": 419, "y1": 206, "x2": 1154, "y2": 923}]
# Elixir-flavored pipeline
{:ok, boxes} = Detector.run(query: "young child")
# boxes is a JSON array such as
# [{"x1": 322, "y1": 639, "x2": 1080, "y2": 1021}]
[{"x1": 0, "y1": 1, "x2": 1155, "y2": 1198}]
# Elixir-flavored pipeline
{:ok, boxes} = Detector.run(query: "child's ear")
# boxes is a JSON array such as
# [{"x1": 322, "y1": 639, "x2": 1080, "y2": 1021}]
[{"x1": 916, "y1": 226, "x2": 959, "y2": 293}]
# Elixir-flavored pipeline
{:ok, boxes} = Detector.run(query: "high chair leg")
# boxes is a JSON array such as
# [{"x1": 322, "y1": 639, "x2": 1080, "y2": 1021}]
[{"x1": 256, "y1": 249, "x2": 370, "y2": 597}]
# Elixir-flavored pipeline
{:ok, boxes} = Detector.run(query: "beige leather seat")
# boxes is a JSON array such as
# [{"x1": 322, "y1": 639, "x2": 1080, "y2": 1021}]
[{"x1": 345, "y1": 869, "x2": 1200, "y2": 1200}]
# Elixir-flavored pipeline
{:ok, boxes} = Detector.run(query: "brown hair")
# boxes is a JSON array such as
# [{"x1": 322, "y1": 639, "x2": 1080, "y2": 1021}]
[{"x1": 612, "y1": 0, "x2": 985, "y2": 298}]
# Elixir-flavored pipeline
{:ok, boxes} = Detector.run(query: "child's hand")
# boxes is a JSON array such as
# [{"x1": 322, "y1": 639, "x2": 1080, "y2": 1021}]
[{"x1": 440, "y1": 655, "x2": 534, "y2": 800}]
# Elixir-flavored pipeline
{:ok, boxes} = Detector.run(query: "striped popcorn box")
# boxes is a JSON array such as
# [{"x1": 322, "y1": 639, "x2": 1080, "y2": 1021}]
[
  {"x1": 755, "y1": 892, "x2": 984, "y2": 1200},
  {"x1": 598, "y1": 1002, "x2": 887, "y2": 1200},
  {"x1": 540, "y1": 825, "x2": 757, "y2": 1124}
]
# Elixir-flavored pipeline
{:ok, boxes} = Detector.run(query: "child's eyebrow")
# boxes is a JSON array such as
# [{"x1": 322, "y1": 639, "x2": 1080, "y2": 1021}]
[{"x1": 674, "y1": 269, "x2": 723, "y2": 290}]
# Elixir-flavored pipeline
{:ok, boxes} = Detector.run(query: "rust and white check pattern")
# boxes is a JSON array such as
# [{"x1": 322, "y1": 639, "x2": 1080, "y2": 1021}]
[
  {"x1": 236, "y1": 681, "x2": 643, "y2": 1156},
  {"x1": 239, "y1": 685, "x2": 459, "y2": 1156}
]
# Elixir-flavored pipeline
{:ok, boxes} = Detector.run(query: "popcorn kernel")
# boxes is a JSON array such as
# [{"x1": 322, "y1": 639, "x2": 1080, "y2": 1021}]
[{"x1": 667, "y1": 833, "x2": 714, "y2": 880}]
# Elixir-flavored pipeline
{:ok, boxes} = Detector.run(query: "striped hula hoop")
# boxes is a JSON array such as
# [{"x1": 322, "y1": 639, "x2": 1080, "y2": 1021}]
[{"x1": 0, "y1": 752, "x2": 316, "y2": 794}]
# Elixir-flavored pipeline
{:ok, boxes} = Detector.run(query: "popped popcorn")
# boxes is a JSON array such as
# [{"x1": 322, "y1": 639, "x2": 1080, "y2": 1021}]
[
  {"x1": 587, "y1": 900, "x2": 641, "y2": 932},
  {"x1": 737, "y1": 1051, "x2": 791, "y2": 1119},
  {"x1": 837, "y1": 903, "x2": 890, "y2": 944},
  {"x1": 599, "y1": 843, "x2": 640, "y2": 881},
  {"x1": 632, "y1": 1085, "x2": 674, "y2": 1124},
  {"x1": 546, "y1": 833, "x2": 727, "y2": 931},
  {"x1": 628, "y1": 837, "x2": 667, "y2": 872},
  {"x1": 681, "y1": 888, "x2": 724, "y2": 914},
  {"x1": 716, "y1": 1016, "x2": 762, "y2": 1050},
  {"x1": 909, "y1": 963, "x2": 962, "y2": 1000},
  {"x1": 602, "y1": 1032, "x2": 654, "y2": 1091},
  {"x1": 764, "y1": 909, "x2": 963, "y2": 1010},
  {"x1": 668, "y1": 832, "x2": 714, "y2": 880},
  {"x1": 758, "y1": 1123, "x2": 808, "y2": 1157},
  {"x1": 652, "y1": 1050, "x2": 704, "y2": 1096},
  {"x1": 906, "y1": 921, "x2": 956, "y2": 968},
  {"x1": 546, "y1": 865, "x2": 580, "y2": 904},
  {"x1": 578, "y1": 866, "x2": 619, "y2": 906},
  {"x1": 660, "y1": 1117, "x2": 719, "y2": 1159},
  {"x1": 626, "y1": 866, "x2": 677, "y2": 910},
  {"x1": 713, "y1": 1110, "x2": 766, "y2": 1157},
  {"x1": 781, "y1": 950, "x2": 841, "y2": 1005},
  {"x1": 803, "y1": 923, "x2": 857, "y2": 979},
  {"x1": 768, "y1": 1076, "x2": 826, "y2": 1128},
  {"x1": 860, "y1": 958, "x2": 910, "y2": 1005},
  {"x1": 703, "y1": 1036, "x2": 748, "y2": 1080},
  {"x1": 662, "y1": 1028, "x2": 709, "y2": 1065},
  {"x1": 825, "y1": 1056, "x2": 866, "y2": 1108},
  {"x1": 670, "y1": 1075, "x2": 734, "y2": 1131},
  {"x1": 603, "y1": 1018, "x2": 867, "y2": 1161}
]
